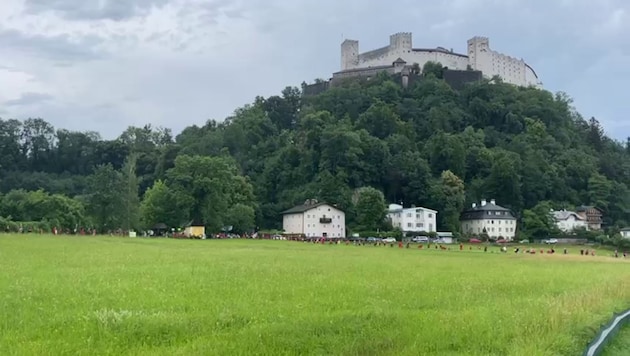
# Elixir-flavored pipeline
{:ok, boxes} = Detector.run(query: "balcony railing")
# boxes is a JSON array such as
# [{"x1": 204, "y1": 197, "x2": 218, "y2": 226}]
[{"x1": 320, "y1": 216, "x2": 332, "y2": 224}]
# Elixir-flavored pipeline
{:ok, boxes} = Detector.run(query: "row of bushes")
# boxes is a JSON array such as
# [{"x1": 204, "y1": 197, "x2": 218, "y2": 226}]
[{"x1": 0, "y1": 217, "x2": 85, "y2": 233}]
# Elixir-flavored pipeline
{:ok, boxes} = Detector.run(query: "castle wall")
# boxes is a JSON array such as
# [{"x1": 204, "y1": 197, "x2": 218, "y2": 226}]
[
  {"x1": 353, "y1": 49, "x2": 468, "y2": 72},
  {"x1": 467, "y1": 36, "x2": 540, "y2": 88},
  {"x1": 343, "y1": 33, "x2": 541, "y2": 88},
  {"x1": 331, "y1": 65, "x2": 395, "y2": 85}
]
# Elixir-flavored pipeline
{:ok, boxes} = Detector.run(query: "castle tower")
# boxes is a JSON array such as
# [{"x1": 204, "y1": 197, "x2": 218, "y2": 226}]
[
  {"x1": 389, "y1": 32, "x2": 412, "y2": 50},
  {"x1": 467, "y1": 36, "x2": 490, "y2": 71},
  {"x1": 341, "y1": 39, "x2": 359, "y2": 70}
]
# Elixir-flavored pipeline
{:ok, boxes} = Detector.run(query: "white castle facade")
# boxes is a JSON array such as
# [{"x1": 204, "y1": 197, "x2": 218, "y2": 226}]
[{"x1": 340, "y1": 33, "x2": 542, "y2": 88}]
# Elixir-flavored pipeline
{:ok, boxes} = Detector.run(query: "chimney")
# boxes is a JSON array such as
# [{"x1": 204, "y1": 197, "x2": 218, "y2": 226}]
[
  {"x1": 481, "y1": 199, "x2": 487, "y2": 207},
  {"x1": 490, "y1": 199, "x2": 496, "y2": 205},
  {"x1": 472, "y1": 203, "x2": 477, "y2": 208}
]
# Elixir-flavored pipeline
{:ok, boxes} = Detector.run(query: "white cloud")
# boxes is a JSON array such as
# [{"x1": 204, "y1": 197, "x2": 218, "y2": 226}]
[{"x1": 0, "y1": 0, "x2": 628, "y2": 140}]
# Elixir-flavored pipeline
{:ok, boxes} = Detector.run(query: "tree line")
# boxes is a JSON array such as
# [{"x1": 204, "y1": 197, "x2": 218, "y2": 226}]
[{"x1": 1, "y1": 64, "x2": 629, "y2": 242}]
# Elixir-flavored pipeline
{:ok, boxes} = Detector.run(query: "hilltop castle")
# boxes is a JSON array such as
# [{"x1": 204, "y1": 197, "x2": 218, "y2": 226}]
[{"x1": 336, "y1": 33, "x2": 542, "y2": 88}]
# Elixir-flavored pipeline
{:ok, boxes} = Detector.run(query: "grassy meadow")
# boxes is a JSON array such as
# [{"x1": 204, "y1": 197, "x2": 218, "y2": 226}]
[{"x1": 1, "y1": 235, "x2": 629, "y2": 356}]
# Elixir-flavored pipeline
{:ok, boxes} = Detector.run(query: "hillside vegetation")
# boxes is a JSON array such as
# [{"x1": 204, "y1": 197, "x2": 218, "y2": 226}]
[{"x1": 1, "y1": 71, "x2": 629, "y2": 241}]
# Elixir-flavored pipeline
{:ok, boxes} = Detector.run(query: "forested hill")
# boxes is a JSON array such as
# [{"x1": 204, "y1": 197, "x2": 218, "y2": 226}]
[{"x1": 1, "y1": 71, "x2": 629, "y2": 238}]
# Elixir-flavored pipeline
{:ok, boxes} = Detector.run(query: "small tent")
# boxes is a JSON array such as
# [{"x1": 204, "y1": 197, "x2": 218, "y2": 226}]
[{"x1": 184, "y1": 220, "x2": 205, "y2": 239}]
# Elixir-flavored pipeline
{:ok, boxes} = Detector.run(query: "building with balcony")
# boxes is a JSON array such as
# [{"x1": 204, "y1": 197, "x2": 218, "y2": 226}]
[
  {"x1": 550, "y1": 209, "x2": 588, "y2": 232},
  {"x1": 387, "y1": 203, "x2": 437, "y2": 234},
  {"x1": 576, "y1": 206, "x2": 603, "y2": 230},
  {"x1": 280, "y1": 199, "x2": 346, "y2": 238}
]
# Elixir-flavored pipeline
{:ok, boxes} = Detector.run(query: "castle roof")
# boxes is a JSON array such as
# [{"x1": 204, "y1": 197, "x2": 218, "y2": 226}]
[
  {"x1": 393, "y1": 57, "x2": 406, "y2": 64},
  {"x1": 412, "y1": 47, "x2": 468, "y2": 58}
]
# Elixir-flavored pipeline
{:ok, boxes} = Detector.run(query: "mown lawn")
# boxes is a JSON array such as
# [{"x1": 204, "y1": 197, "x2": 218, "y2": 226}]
[{"x1": 0, "y1": 235, "x2": 629, "y2": 356}]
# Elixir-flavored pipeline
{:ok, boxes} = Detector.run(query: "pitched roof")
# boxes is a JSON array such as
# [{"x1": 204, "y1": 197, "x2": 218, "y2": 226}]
[
  {"x1": 552, "y1": 210, "x2": 585, "y2": 221},
  {"x1": 576, "y1": 205, "x2": 602, "y2": 212},
  {"x1": 621, "y1": 227, "x2": 630, "y2": 232},
  {"x1": 280, "y1": 200, "x2": 336, "y2": 215},
  {"x1": 465, "y1": 202, "x2": 511, "y2": 212},
  {"x1": 393, "y1": 57, "x2": 407, "y2": 64},
  {"x1": 460, "y1": 201, "x2": 516, "y2": 221}
]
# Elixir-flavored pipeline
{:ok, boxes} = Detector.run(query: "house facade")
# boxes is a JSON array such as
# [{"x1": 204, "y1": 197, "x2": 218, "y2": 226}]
[
  {"x1": 281, "y1": 199, "x2": 345, "y2": 238},
  {"x1": 621, "y1": 228, "x2": 630, "y2": 239},
  {"x1": 460, "y1": 199, "x2": 517, "y2": 240},
  {"x1": 576, "y1": 206, "x2": 603, "y2": 230},
  {"x1": 551, "y1": 210, "x2": 588, "y2": 232},
  {"x1": 387, "y1": 204, "x2": 437, "y2": 233}
]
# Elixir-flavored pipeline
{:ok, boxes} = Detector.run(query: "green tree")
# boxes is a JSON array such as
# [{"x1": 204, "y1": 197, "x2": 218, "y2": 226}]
[
  {"x1": 86, "y1": 164, "x2": 126, "y2": 232},
  {"x1": 224, "y1": 204, "x2": 256, "y2": 234},
  {"x1": 422, "y1": 61, "x2": 444, "y2": 79},
  {"x1": 165, "y1": 155, "x2": 255, "y2": 232},
  {"x1": 352, "y1": 187, "x2": 386, "y2": 231},
  {"x1": 121, "y1": 154, "x2": 140, "y2": 231},
  {"x1": 432, "y1": 170, "x2": 465, "y2": 232},
  {"x1": 521, "y1": 201, "x2": 557, "y2": 240},
  {"x1": 140, "y1": 180, "x2": 185, "y2": 228}
]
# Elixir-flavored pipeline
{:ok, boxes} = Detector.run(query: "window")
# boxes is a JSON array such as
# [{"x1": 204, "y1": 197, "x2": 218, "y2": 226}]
[
  {"x1": 416, "y1": 214, "x2": 420, "y2": 219},
  {"x1": 407, "y1": 223, "x2": 412, "y2": 228},
  {"x1": 406, "y1": 213, "x2": 412, "y2": 217},
  {"x1": 307, "y1": 214, "x2": 310, "y2": 218},
  {"x1": 492, "y1": 220, "x2": 495, "y2": 224},
  {"x1": 416, "y1": 223, "x2": 422, "y2": 227},
  {"x1": 428, "y1": 213, "x2": 433, "y2": 218}
]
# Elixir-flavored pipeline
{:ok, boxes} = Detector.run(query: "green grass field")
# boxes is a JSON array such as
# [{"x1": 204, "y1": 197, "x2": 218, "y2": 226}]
[{"x1": 1, "y1": 235, "x2": 629, "y2": 356}]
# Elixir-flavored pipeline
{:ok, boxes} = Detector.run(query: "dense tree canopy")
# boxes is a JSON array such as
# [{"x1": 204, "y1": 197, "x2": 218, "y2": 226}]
[{"x1": 1, "y1": 69, "x2": 629, "y2": 242}]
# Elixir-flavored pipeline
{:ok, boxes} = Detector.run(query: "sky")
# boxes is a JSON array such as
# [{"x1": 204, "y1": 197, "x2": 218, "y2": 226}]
[{"x1": 0, "y1": 0, "x2": 628, "y2": 140}]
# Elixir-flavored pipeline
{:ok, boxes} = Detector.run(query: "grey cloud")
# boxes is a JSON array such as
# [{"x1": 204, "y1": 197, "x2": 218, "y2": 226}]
[
  {"x1": 23, "y1": 0, "x2": 170, "y2": 21},
  {"x1": 177, "y1": 0, "x2": 246, "y2": 27},
  {"x1": 0, "y1": 29, "x2": 107, "y2": 63},
  {"x1": 2, "y1": 0, "x2": 630, "y2": 140},
  {"x1": 4, "y1": 92, "x2": 54, "y2": 106}
]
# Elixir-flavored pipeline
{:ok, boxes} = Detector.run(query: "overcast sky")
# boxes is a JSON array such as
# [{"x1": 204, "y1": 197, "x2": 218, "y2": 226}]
[{"x1": 0, "y1": 0, "x2": 628, "y2": 140}]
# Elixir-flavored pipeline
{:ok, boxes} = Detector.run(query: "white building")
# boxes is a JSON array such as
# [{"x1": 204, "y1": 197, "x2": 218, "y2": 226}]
[
  {"x1": 281, "y1": 199, "x2": 345, "y2": 238},
  {"x1": 339, "y1": 33, "x2": 541, "y2": 88},
  {"x1": 460, "y1": 199, "x2": 517, "y2": 240},
  {"x1": 551, "y1": 210, "x2": 588, "y2": 232},
  {"x1": 387, "y1": 204, "x2": 437, "y2": 234},
  {"x1": 621, "y1": 228, "x2": 630, "y2": 239}
]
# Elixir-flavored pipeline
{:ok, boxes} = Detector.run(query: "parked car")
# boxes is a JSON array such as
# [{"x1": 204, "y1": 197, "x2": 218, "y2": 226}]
[
  {"x1": 366, "y1": 237, "x2": 381, "y2": 243},
  {"x1": 544, "y1": 238, "x2": 558, "y2": 245},
  {"x1": 412, "y1": 236, "x2": 429, "y2": 243},
  {"x1": 520, "y1": 239, "x2": 530, "y2": 244},
  {"x1": 382, "y1": 237, "x2": 396, "y2": 243}
]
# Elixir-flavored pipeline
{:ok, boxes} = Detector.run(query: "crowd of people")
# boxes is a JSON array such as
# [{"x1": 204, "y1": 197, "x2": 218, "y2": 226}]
[{"x1": 301, "y1": 238, "x2": 629, "y2": 259}]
